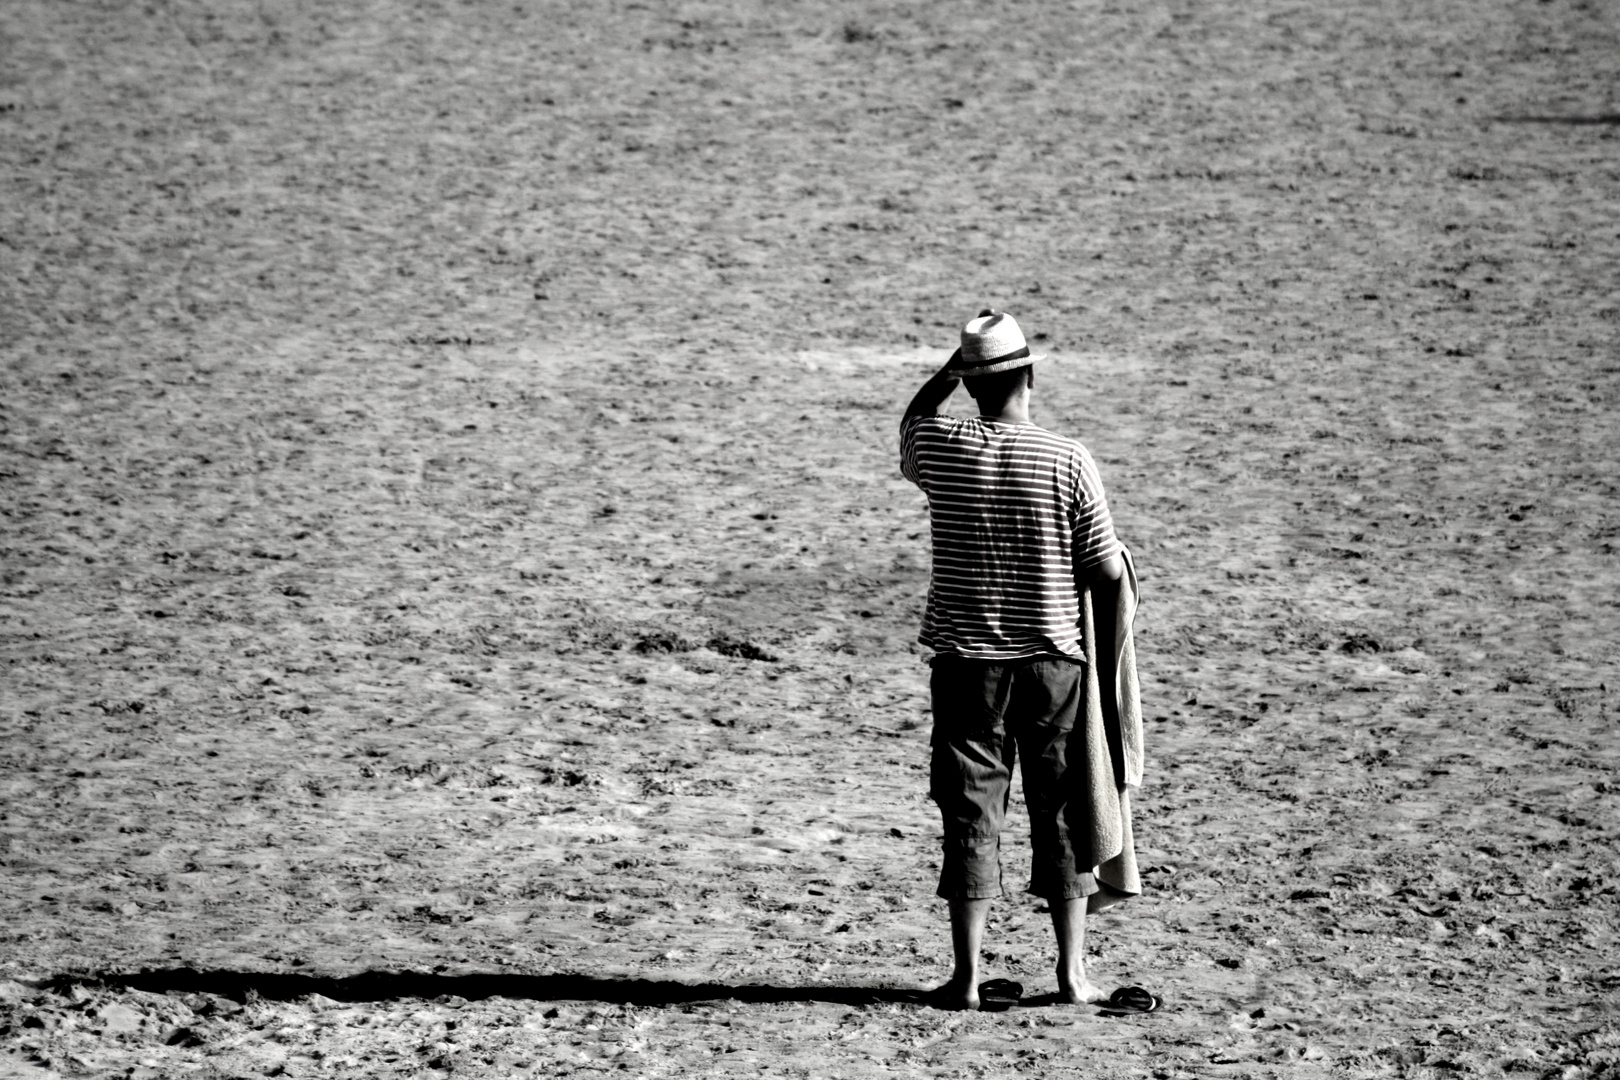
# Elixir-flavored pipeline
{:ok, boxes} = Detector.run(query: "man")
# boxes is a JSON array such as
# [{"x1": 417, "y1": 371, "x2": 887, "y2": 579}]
[{"x1": 900, "y1": 309, "x2": 1141, "y2": 1010}]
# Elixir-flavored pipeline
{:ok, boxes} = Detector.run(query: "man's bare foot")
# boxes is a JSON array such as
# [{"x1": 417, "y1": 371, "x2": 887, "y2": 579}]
[
  {"x1": 1057, "y1": 973, "x2": 1107, "y2": 1004},
  {"x1": 926, "y1": 976, "x2": 980, "y2": 1011}
]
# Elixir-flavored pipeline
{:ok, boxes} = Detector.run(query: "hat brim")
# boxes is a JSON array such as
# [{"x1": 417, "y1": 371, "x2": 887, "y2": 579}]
[{"x1": 953, "y1": 353, "x2": 1046, "y2": 377}]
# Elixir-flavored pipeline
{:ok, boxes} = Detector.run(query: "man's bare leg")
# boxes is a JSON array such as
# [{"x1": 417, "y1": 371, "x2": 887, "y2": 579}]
[
  {"x1": 932, "y1": 897, "x2": 993, "y2": 1010},
  {"x1": 1052, "y1": 896, "x2": 1106, "y2": 1004}
]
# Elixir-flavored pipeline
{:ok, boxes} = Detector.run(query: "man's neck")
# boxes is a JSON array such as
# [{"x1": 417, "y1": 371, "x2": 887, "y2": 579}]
[
  {"x1": 974, "y1": 387, "x2": 1031, "y2": 425},
  {"x1": 978, "y1": 404, "x2": 1030, "y2": 424}
]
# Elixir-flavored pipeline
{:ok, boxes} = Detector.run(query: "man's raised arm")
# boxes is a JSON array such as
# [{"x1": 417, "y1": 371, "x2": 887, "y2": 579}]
[{"x1": 902, "y1": 349, "x2": 963, "y2": 427}]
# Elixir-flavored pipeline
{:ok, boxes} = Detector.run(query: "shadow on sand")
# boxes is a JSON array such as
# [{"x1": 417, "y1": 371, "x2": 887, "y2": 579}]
[
  {"x1": 1491, "y1": 113, "x2": 1620, "y2": 125},
  {"x1": 60, "y1": 969, "x2": 939, "y2": 1010}
]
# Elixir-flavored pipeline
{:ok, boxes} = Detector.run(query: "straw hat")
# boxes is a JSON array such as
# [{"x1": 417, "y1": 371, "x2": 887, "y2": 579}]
[{"x1": 948, "y1": 309, "x2": 1046, "y2": 377}]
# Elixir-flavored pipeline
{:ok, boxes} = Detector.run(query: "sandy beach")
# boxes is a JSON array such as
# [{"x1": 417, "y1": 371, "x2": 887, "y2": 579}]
[{"x1": 2, "y1": 0, "x2": 1617, "y2": 1075}]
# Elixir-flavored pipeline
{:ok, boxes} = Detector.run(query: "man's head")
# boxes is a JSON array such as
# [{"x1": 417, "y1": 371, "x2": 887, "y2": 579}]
[
  {"x1": 950, "y1": 309, "x2": 1044, "y2": 413},
  {"x1": 962, "y1": 362, "x2": 1033, "y2": 405}
]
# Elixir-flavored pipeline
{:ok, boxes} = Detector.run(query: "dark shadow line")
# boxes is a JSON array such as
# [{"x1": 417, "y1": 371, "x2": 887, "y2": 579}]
[
  {"x1": 1491, "y1": 114, "x2": 1620, "y2": 126},
  {"x1": 55, "y1": 968, "x2": 933, "y2": 1009}
]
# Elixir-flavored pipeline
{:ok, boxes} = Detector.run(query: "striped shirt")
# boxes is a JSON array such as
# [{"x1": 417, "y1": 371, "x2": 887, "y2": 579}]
[{"x1": 901, "y1": 415, "x2": 1123, "y2": 660}]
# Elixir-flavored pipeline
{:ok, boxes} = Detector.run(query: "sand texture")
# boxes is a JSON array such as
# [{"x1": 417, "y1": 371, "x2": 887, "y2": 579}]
[{"x1": 2, "y1": 0, "x2": 1618, "y2": 1076}]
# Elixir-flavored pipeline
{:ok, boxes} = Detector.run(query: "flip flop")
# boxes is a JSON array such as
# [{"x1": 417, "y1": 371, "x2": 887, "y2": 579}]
[
  {"x1": 1097, "y1": 986, "x2": 1162, "y2": 1015},
  {"x1": 978, "y1": 978, "x2": 1024, "y2": 1012},
  {"x1": 915, "y1": 979, "x2": 1023, "y2": 1012}
]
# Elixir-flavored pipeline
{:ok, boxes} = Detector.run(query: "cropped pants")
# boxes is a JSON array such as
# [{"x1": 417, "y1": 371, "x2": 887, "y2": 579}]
[{"x1": 928, "y1": 654, "x2": 1098, "y2": 903}]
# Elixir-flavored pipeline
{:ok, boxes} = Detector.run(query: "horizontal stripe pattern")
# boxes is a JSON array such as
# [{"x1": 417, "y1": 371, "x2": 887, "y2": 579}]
[{"x1": 901, "y1": 415, "x2": 1122, "y2": 659}]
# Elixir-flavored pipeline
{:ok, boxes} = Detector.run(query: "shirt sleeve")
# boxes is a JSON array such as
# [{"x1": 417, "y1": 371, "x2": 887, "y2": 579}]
[
  {"x1": 899, "y1": 415, "x2": 927, "y2": 486},
  {"x1": 1070, "y1": 446, "x2": 1124, "y2": 571}
]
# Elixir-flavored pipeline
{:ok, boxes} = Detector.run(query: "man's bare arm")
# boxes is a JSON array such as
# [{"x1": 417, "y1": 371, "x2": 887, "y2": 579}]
[
  {"x1": 902, "y1": 349, "x2": 963, "y2": 426},
  {"x1": 1080, "y1": 553, "x2": 1125, "y2": 722}
]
